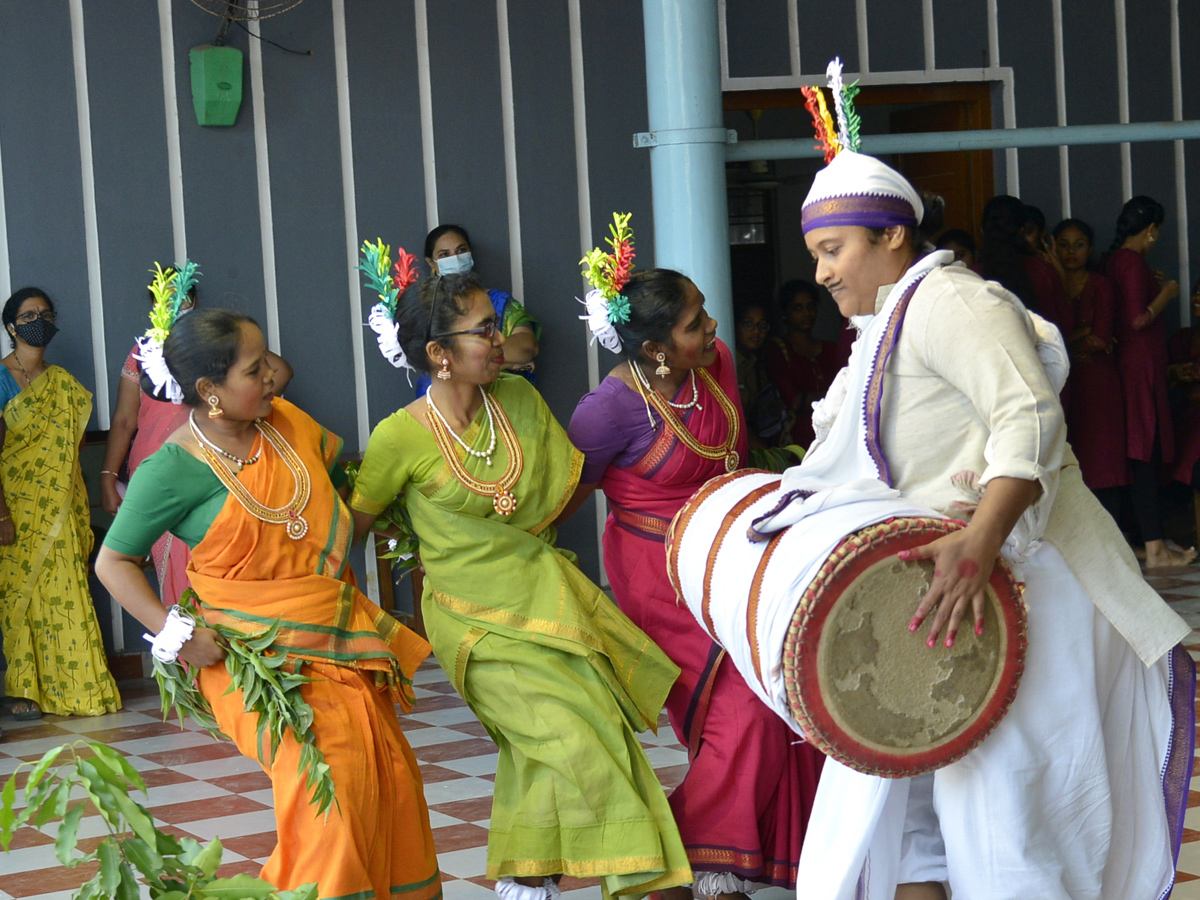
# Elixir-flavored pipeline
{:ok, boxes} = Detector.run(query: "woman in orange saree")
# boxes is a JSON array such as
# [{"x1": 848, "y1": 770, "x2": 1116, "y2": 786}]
[
  {"x1": 568, "y1": 269, "x2": 824, "y2": 898},
  {"x1": 97, "y1": 309, "x2": 440, "y2": 900}
]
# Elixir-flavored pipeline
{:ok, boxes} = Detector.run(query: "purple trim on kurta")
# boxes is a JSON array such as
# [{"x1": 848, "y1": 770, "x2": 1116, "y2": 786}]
[
  {"x1": 862, "y1": 277, "x2": 927, "y2": 486},
  {"x1": 1163, "y1": 645, "x2": 1196, "y2": 874},
  {"x1": 802, "y1": 194, "x2": 919, "y2": 234}
]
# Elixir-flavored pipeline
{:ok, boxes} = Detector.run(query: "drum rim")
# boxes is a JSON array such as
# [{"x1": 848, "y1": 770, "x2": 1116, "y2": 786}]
[{"x1": 782, "y1": 516, "x2": 1028, "y2": 778}]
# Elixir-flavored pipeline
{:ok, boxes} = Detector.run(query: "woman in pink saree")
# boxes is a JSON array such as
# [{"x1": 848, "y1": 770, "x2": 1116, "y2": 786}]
[{"x1": 568, "y1": 268, "x2": 823, "y2": 899}]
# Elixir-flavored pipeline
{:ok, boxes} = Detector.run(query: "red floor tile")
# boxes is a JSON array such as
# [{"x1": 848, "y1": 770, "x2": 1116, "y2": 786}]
[
  {"x1": 432, "y1": 823, "x2": 491, "y2": 853},
  {"x1": 147, "y1": 793, "x2": 270, "y2": 824},
  {"x1": 420, "y1": 763, "x2": 478, "y2": 784},
  {"x1": 429, "y1": 796, "x2": 495, "y2": 823},
  {"x1": 412, "y1": 738, "x2": 497, "y2": 763},
  {"x1": 3, "y1": 825, "x2": 55, "y2": 850},
  {"x1": 3, "y1": 860, "x2": 99, "y2": 898},
  {"x1": 140, "y1": 740, "x2": 244, "y2": 767},
  {"x1": 210, "y1": 770, "x2": 274, "y2": 794},
  {"x1": 220, "y1": 830, "x2": 280, "y2": 861}
]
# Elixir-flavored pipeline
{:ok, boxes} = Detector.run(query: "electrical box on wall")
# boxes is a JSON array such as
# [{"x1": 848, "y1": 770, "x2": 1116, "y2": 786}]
[{"x1": 189, "y1": 45, "x2": 243, "y2": 126}]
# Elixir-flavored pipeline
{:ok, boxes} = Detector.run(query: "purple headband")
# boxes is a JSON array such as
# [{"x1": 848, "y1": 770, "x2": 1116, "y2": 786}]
[{"x1": 801, "y1": 194, "x2": 919, "y2": 235}]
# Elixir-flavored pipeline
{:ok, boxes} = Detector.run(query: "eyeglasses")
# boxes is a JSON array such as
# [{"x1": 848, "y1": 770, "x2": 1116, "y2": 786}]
[
  {"x1": 740, "y1": 320, "x2": 770, "y2": 333},
  {"x1": 437, "y1": 318, "x2": 500, "y2": 340},
  {"x1": 16, "y1": 310, "x2": 55, "y2": 325}
]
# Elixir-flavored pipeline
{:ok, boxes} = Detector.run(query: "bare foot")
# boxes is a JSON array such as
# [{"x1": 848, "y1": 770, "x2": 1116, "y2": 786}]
[{"x1": 1145, "y1": 539, "x2": 1197, "y2": 570}]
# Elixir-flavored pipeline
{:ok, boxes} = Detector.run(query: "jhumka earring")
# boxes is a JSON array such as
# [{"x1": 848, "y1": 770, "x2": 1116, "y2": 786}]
[
  {"x1": 437, "y1": 358, "x2": 452, "y2": 381},
  {"x1": 207, "y1": 395, "x2": 225, "y2": 419},
  {"x1": 655, "y1": 352, "x2": 671, "y2": 377}
]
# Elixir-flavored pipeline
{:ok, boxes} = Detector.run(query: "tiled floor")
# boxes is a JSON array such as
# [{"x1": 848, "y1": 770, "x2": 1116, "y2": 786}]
[{"x1": 3, "y1": 566, "x2": 1200, "y2": 900}]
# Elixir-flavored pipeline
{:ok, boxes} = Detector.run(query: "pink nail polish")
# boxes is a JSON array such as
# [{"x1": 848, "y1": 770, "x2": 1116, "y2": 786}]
[
  {"x1": 926, "y1": 636, "x2": 936, "y2": 648},
  {"x1": 908, "y1": 621, "x2": 918, "y2": 632},
  {"x1": 897, "y1": 550, "x2": 910, "y2": 560},
  {"x1": 975, "y1": 622, "x2": 983, "y2": 636},
  {"x1": 945, "y1": 635, "x2": 954, "y2": 648}
]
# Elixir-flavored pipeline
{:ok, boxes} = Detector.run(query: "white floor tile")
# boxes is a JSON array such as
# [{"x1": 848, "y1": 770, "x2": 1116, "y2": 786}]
[
  {"x1": 421, "y1": 777, "x2": 496, "y2": 806},
  {"x1": 408, "y1": 707, "x2": 480, "y2": 728},
  {"x1": 109, "y1": 730, "x2": 214, "y2": 757},
  {"x1": 240, "y1": 788, "x2": 275, "y2": 807},
  {"x1": 439, "y1": 754, "x2": 499, "y2": 777},
  {"x1": 174, "y1": 755, "x2": 264, "y2": 781},
  {"x1": 405, "y1": 726, "x2": 473, "y2": 749},
  {"x1": 143, "y1": 779, "x2": 233, "y2": 808},
  {"x1": 177, "y1": 808, "x2": 279, "y2": 840},
  {"x1": 440, "y1": 878, "x2": 499, "y2": 900},
  {"x1": 52, "y1": 711, "x2": 160, "y2": 733},
  {"x1": 435, "y1": 844, "x2": 490, "y2": 879},
  {"x1": 427, "y1": 809, "x2": 466, "y2": 829}
]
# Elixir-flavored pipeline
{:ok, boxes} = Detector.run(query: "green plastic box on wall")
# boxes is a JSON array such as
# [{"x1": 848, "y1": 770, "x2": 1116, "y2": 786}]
[{"x1": 189, "y1": 44, "x2": 244, "y2": 126}]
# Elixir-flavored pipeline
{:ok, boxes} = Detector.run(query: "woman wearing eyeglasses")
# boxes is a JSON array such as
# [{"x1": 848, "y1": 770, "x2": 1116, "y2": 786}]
[
  {"x1": 0, "y1": 287, "x2": 121, "y2": 720},
  {"x1": 350, "y1": 271, "x2": 690, "y2": 900}
]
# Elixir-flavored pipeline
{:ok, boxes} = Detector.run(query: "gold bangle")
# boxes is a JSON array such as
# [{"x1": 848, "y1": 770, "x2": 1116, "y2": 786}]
[
  {"x1": 100, "y1": 470, "x2": 119, "y2": 477},
  {"x1": 0, "y1": 515, "x2": 11, "y2": 522}
]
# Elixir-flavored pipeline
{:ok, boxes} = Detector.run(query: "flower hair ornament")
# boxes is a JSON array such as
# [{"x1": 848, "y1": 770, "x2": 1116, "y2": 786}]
[
  {"x1": 578, "y1": 211, "x2": 635, "y2": 353},
  {"x1": 358, "y1": 239, "x2": 419, "y2": 380},
  {"x1": 134, "y1": 259, "x2": 200, "y2": 404}
]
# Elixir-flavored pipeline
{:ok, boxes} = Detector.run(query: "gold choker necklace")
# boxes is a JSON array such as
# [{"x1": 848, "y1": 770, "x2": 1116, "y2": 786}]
[
  {"x1": 197, "y1": 417, "x2": 311, "y2": 539},
  {"x1": 426, "y1": 391, "x2": 524, "y2": 515},
  {"x1": 637, "y1": 367, "x2": 740, "y2": 471}
]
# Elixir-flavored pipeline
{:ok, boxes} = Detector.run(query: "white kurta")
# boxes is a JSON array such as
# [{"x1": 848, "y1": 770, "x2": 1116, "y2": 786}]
[{"x1": 789, "y1": 258, "x2": 1192, "y2": 900}]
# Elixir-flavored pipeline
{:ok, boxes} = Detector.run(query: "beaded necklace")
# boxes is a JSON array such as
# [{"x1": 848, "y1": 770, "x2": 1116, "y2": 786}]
[
  {"x1": 188, "y1": 413, "x2": 262, "y2": 471},
  {"x1": 425, "y1": 390, "x2": 523, "y2": 516},
  {"x1": 191, "y1": 413, "x2": 311, "y2": 539},
  {"x1": 633, "y1": 365, "x2": 741, "y2": 472},
  {"x1": 426, "y1": 386, "x2": 497, "y2": 466}
]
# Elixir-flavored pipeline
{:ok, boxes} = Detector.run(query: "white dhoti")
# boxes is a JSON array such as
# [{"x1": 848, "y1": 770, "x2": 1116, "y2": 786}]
[{"x1": 796, "y1": 541, "x2": 1192, "y2": 900}]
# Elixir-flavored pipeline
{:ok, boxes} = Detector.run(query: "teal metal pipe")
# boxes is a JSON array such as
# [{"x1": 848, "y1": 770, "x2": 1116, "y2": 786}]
[
  {"x1": 641, "y1": 0, "x2": 734, "y2": 348},
  {"x1": 725, "y1": 119, "x2": 1200, "y2": 162}
]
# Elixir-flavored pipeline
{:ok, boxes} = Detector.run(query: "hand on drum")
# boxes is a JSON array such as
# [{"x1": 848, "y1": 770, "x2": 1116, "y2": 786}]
[{"x1": 898, "y1": 529, "x2": 996, "y2": 649}]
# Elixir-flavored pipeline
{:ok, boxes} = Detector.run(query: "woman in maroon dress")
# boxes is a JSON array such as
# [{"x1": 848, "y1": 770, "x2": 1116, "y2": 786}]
[
  {"x1": 1105, "y1": 195, "x2": 1195, "y2": 568},
  {"x1": 1053, "y1": 218, "x2": 1128, "y2": 520},
  {"x1": 569, "y1": 269, "x2": 823, "y2": 899},
  {"x1": 977, "y1": 196, "x2": 1074, "y2": 339},
  {"x1": 764, "y1": 280, "x2": 840, "y2": 448},
  {"x1": 1169, "y1": 281, "x2": 1200, "y2": 491}
]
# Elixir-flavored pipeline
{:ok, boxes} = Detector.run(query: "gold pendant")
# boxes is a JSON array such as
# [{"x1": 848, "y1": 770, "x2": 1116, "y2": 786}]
[
  {"x1": 725, "y1": 451, "x2": 739, "y2": 472},
  {"x1": 286, "y1": 512, "x2": 309, "y2": 540},
  {"x1": 493, "y1": 489, "x2": 518, "y2": 516}
]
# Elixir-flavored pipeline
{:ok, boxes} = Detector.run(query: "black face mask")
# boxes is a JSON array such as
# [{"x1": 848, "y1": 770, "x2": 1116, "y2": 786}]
[{"x1": 12, "y1": 319, "x2": 58, "y2": 348}]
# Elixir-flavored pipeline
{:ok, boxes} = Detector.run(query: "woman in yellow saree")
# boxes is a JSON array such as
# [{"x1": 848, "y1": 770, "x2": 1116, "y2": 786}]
[
  {"x1": 350, "y1": 272, "x2": 690, "y2": 900},
  {"x1": 96, "y1": 309, "x2": 440, "y2": 900},
  {"x1": 0, "y1": 287, "x2": 120, "y2": 719}
]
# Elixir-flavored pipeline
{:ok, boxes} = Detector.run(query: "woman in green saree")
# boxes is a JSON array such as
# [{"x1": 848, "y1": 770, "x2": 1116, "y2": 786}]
[
  {"x1": 0, "y1": 287, "x2": 121, "y2": 719},
  {"x1": 350, "y1": 271, "x2": 690, "y2": 900}
]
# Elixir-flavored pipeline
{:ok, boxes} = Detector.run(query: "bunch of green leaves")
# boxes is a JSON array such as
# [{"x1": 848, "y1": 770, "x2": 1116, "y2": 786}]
[
  {"x1": 357, "y1": 239, "x2": 400, "y2": 317},
  {"x1": 150, "y1": 593, "x2": 337, "y2": 818},
  {"x1": 747, "y1": 444, "x2": 805, "y2": 473},
  {"x1": 0, "y1": 740, "x2": 317, "y2": 900},
  {"x1": 841, "y1": 80, "x2": 862, "y2": 152},
  {"x1": 144, "y1": 264, "x2": 180, "y2": 344},
  {"x1": 343, "y1": 460, "x2": 420, "y2": 573}
]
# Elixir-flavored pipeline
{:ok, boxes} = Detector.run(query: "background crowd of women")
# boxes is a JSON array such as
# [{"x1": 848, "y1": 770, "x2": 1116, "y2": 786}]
[{"x1": 735, "y1": 192, "x2": 1200, "y2": 571}]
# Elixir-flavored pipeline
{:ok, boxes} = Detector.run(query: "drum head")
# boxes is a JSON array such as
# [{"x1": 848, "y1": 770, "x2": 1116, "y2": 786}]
[{"x1": 782, "y1": 517, "x2": 1026, "y2": 777}]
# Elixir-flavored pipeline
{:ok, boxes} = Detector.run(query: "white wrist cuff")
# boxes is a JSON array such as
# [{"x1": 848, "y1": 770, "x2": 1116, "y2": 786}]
[{"x1": 144, "y1": 607, "x2": 196, "y2": 663}]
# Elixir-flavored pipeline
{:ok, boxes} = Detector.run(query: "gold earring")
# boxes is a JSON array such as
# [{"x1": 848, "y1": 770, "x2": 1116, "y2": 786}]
[
  {"x1": 437, "y1": 358, "x2": 452, "y2": 381},
  {"x1": 655, "y1": 352, "x2": 671, "y2": 377},
  {"x1": 207, "y1": 395, "x2": 225, "y2": 418}
]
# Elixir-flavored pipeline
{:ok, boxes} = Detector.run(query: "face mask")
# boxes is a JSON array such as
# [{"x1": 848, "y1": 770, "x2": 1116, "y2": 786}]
[
  {"x1": 13, "y1": 319, "x2": 58, "y2": 348},
  {"x1": 436, "y1": 251, "x2": 474, "y2": 276},
  {"x1": 176, "y1": 305, "x2": 194, "y2": 318}
]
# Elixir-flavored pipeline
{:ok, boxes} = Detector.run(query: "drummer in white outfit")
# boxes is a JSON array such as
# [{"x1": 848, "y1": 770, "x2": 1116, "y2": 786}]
[{"x1": 788, "y1": 149, "x2": 1195, "y2": 900}]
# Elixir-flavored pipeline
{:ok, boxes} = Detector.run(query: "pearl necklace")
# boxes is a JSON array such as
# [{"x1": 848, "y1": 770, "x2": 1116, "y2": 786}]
[
  {"x1": 630, "y1": 362, "x2": 702, "y2": 411},
  {"x1": 426, "y1": 386, "x2": 498, "y2": 466},
  {"x1": 188, "y1": 412, "x2": 263, "y2": 471}
]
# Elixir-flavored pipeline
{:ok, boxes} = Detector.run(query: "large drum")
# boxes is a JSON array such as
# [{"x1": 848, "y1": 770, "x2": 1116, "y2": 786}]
[{"x1": 666, "y1": 469, "x2": 1027, "y2": 777}]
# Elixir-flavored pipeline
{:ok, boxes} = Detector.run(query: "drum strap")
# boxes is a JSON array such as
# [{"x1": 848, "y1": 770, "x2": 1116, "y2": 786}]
[{"x1": 864, "y1": 275, "x2": 926, "y2": 487}]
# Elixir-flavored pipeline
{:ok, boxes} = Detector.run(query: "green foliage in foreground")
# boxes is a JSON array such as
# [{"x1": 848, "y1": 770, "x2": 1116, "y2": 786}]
[
  {"x1": 0, "y1": 740, "x2": 317, "y2": 900},
  {"x1": 151, "y1": 592, "x2": 337, "y2": 819}
]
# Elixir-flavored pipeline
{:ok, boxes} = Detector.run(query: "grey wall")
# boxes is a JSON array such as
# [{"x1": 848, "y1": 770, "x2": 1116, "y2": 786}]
[
  {"x1": 3, "y1": 0, "x2": 1199, "y2": 594},
  {"x1": 0, "y1": 0, "x2": 661, "y2": 584}
]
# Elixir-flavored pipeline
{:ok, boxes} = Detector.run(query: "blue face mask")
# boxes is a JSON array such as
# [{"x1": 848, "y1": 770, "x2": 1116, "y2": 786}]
[{"x1": 436, "y1": 251, "x2": 474, "y2": 276}]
